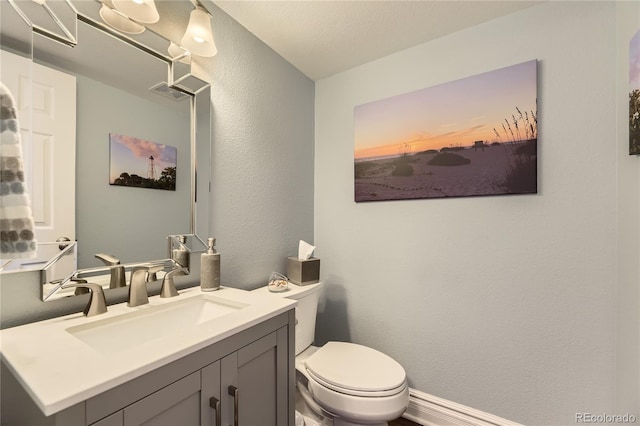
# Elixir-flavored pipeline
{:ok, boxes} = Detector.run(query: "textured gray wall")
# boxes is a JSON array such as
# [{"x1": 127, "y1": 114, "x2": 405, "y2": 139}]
[
  {"x1": 314, "y1": 2, "x2": 637, "y2": 425},
  {"x1": 204, "y1": 2, "x2": 315, "y2": 290}
]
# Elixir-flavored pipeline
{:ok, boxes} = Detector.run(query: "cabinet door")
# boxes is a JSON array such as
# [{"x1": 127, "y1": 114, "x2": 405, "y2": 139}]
[
  {"x1": 201, "y1": 361, "x2": 222, "y2": 426},
  {"x1": 123, "y1": 371, "x2": 201, "y2": 426},
  {"x1": 91, "y1": 411, "x2": 123, "y2": 426},
  {"x1": 221, "y1": 328, "x2": 289, "y2": 426}
]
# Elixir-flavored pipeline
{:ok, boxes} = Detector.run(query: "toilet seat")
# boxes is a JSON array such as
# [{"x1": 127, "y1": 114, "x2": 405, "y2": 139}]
[
  {"x1": 306, "y1": 369, "x2": 407, "y2": 397},
  {"x1": 304, "y1": 342, "x2": 407, "y2": 397},
  {"x1": 304, "y1": 370, "x2": 409, "y2": 424}
]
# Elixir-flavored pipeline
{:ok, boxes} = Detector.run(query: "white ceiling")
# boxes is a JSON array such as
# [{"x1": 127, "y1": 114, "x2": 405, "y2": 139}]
[{"x1": 212, "y1": 1, "x2": 541, "y2": 81}]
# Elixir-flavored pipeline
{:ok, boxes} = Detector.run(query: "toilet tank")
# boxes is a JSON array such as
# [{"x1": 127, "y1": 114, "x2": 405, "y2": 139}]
[
  {"x1": 252, "y1": 281, "x2": 324, "y2": 355},
  {"x1": 281, "y1": 282, "x2": 323, "y2": 355}
]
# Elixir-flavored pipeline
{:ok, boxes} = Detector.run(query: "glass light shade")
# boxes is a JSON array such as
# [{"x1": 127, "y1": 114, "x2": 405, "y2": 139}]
[
  {"x1": 181, "y1": 7, "x2": 217, "y2": 57},
  {"x1": 112, "y1": 0, "x2": 159, "y2": 24},
  {"x1": 99, "y1": 5, "x2": 145, "y2": 34}
]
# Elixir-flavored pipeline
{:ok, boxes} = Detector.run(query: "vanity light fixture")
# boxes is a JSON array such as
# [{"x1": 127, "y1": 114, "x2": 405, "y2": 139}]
[
  {"x1": 99, "y1": 4, "x2": 145, "y2": 35},
  {"x1": 181, "y1": 5, "x2": 217, "y2": 57},
  {"x1": 112, "y1": 0, "x2": 159, "y2": 24}
]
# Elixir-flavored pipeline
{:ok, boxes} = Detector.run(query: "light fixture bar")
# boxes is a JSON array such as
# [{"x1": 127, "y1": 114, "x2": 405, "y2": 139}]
[
  {"x1": 8, "y1": 0, "x2": 78, "y2": 47},
  {"x1": 76, "y1": 13, "x2": 169, "y2": 64},
  {"x1": 40, "y1": 0, "x2": 77, "y2": 43}
]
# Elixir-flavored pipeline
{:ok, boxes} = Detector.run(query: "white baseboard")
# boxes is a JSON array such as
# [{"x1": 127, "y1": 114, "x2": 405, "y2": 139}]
[{"x1": 402, "y1": 389, "x2": 524, "y2": 426}]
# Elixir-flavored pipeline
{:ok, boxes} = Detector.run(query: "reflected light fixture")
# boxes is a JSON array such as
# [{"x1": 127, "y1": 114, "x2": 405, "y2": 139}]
[
  {"x1": 99, "y1": 4, "x2": 145, "y2": 34},
  {"x1": 181, "y1": 6, "x2": 217, "y2": 57},
  {"x1": 112, "y1": 0, "x2": 159, "y2": 24}
]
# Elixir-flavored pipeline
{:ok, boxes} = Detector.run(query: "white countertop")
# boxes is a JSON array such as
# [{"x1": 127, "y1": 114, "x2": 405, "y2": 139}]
[{"x1": 0, "y1": 286, "x2": 296, "y2": 416}]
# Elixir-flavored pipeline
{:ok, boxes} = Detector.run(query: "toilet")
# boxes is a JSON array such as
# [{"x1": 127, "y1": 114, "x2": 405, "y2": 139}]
[{"x1": 254, "y1": 282, "x2": 409, "y2": 426}]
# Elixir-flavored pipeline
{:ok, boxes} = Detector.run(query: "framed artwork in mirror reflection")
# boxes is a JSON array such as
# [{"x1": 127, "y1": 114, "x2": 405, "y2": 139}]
[{"x1": 109, "y1": 133, "x2": 177, "y2": 191}]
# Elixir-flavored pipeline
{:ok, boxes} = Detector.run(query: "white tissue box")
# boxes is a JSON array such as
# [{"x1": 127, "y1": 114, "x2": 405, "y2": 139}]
[{"x1": 287, "y1": 257, "x2": 320, "y2": 285}]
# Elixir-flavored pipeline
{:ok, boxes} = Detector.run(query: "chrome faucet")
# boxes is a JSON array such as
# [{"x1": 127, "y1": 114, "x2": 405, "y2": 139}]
[
  {"x1": 95, "y1": 253, "x2": 126, "y2": 289},
  {"x1": 161, "y1": 266, "x2": 188, "y2": 298}
]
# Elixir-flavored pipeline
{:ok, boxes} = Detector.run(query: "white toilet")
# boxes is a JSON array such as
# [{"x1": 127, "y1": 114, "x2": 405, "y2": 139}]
[{"x1": 254, "y1": 282, "x2": 409, "y2": 426}]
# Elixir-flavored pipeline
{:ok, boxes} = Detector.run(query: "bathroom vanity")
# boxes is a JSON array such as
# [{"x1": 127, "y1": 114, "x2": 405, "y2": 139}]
[{"x1": 0, "y1": 287, "x2": 296, "y2": 426}]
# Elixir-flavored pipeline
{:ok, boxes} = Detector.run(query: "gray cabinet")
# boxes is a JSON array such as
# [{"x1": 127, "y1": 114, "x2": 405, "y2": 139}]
[
  {"x1": 1, "y1": 311, "x2": 295, "y2": 426},
  {"x1": 220, "y1": 329, "x2": 290, "y2": 426}
]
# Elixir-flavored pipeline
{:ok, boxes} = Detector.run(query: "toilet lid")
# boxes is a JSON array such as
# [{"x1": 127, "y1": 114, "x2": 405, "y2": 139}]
[{"x1": 304, "y1": 342, "x2": 406, "y2": 395}]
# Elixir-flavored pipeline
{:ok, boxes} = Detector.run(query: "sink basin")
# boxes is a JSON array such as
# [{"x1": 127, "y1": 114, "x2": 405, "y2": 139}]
[{"x1": 66, "y1": 295, "x2": 248, "y2": 353}]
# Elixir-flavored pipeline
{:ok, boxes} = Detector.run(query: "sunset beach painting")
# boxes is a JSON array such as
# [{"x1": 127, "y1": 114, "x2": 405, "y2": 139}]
[
  {"x1": 354, "y1": 60, "x2": 538, "y2": 202},
  {"x1": 109, "y1": 133, "x2": 177, "y2": 191}
]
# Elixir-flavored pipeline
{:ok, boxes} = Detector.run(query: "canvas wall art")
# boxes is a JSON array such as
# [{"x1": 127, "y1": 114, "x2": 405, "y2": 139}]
[
  {"x1": 109, "y1": 133, "x2": 177, "y2": 191},
  {"x1": 354, "y1": 60, "x2": 538, "y2": 202},
  {"x1": 630, "y1": 29, "x2": 640, "y2": 155}
]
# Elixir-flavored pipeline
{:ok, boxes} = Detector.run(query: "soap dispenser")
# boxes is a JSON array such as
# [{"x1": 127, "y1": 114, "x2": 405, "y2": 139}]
[
  {"x1": 200, "y1": 238, "x2": 220, "y2": 291},
  {"x1": 172, "y1": 235, "x2": 190, "y2": 270}
]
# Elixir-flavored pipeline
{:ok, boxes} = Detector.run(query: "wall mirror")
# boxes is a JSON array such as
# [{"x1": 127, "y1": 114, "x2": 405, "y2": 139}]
[{"x1": 0, "y1": 0, "x2": 211, "y2": 301}]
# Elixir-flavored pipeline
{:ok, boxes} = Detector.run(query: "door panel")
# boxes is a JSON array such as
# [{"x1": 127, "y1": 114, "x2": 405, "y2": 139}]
[
  {"x1": 1, "y1": 49, "x2": 76, "y2": 243},
  {"x1": 123, "y1": 372, "x2": 201, "y2": 426},
  {"x1": 222, "y1": 332, "x2": 281, "y2": 426}
]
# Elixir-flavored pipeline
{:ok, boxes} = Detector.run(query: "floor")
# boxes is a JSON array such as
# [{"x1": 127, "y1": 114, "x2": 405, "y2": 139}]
[{"x1": 389, "y1": 417, "x2": 421, "y2": 426}]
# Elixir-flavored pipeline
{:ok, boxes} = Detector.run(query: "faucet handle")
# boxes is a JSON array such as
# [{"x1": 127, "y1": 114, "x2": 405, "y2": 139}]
[
  {"x1": 161, "y1": 266, "x2": 188, "y2": 298},
  {"x1": 147, "y1": 264, "x2": 164, "y2": 282},
  {"x1": 130, "y1": 266, "x2": 149, "y2": 282},
  {"x1": 109, "y1": 265, "x2": 127, "y2": 289},
  {"x1": 94, "y1": 253, "x2": 120, "y2": 265},
  {"x1": 95, "y1": 254, "x2": 126, "y2": 289},
  {"x1": 62, "y1": 282, "x2": 108, "y2": 317},
  {"x1": 70, "y1": 278, "x2": 89, "y2": 296}
]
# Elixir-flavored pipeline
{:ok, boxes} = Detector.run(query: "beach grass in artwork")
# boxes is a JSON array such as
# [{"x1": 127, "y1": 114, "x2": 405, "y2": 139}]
[
  {"x1": 630, "y1": 30, "x2": 640, "y2": 155},
  {"x1": 354, "y1": 60, "x2": 538, "y2": 202},
  {"x1": 109, "y1": 133, "x2": 177, "y2": 191}
]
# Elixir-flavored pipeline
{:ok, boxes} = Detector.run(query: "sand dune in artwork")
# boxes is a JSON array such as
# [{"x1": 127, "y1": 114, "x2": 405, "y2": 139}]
[{"x1": 354, "y1": 142, "x2": 536, "y2": 202}]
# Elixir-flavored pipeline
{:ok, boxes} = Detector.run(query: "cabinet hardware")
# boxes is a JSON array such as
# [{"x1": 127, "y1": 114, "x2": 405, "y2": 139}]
[
  {"x1": 209, "y1": 396, "x2": 221, "y2": 426},
  {"x1": 228, "y1": 385, "x2": 239, "y2": 426}
]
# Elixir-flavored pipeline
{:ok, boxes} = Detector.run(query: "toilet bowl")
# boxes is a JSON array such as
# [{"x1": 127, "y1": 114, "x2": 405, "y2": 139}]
[
  {"x1": 253, "y1": 282, "x2": 409, "y2": 426},
  {"x1": 298, "y1": 343, "x2": 409, "y2": 426}
]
